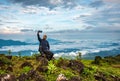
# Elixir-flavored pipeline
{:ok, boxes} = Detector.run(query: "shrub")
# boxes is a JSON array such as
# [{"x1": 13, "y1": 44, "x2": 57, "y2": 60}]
[
  {"x1": 8, "y1": 50, "x2": 12, "y2": 55},
  {"x1": 76, "y1": 52, "x2": 82, "y2": 60},
  {"x1": 21, "y1": 66, "x2": 32, "y2": 74},
  {"x1": 47, "y1": 61, "x2": 57, "y2": 74},
  {"x1": 0, "y1": 56, "x2": 12, "y2": 65},
  {"x1": 0, "y1": 70, "x2": 7, "y2": 75},
  {"x1": 55, "y1": 57, "x2": 69, "y2": 67},
  {"x1": 93, "y1": 56, "x2": 102, "y2": 65},
  {"x1": 82, "y1": 66, "x2": 98, "y2": 76}
]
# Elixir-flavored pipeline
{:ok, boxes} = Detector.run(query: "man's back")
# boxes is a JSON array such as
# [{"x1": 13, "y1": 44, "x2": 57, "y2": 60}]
[{"x1": 40, "y1": 39, "x2": 49, "y2": 51}]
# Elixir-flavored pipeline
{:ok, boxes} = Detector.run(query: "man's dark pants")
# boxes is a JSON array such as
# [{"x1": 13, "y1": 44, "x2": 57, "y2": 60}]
[
  {"x1": 39, "y1": 48, "x2": 53, "y2": 61},
  {"x1": 43, "y1": 50, "x2": 53, "y2": 61}
]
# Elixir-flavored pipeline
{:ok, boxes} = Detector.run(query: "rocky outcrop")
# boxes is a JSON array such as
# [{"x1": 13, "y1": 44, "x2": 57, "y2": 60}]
[
  {"x1": 36, "y1": 56, "x2": 48, "y2": 66},
  {"x1": 6, "y1": 56, "x2": 12, "y2": 60},
  {"x1": 68, "y1": 60, "x2": 84, "y2": 74},
  {"x1": 20, "y1": 61, "x2": 32, "y2": 68},
  {"x1": 6, "y1": 66, "x2": 13, "y2": 72},
  {"x1": 94, "y1": 74, "x2": 107, "y2": 81},
  {"x1": 36, "y1": 56, "x2": 49, "y2": 73},
  {"x1": 18, "y1": 69, "x2": 46, "y2": 81},
  {"x1": 36, "y1": 65, "x2": 48, "y2": 72},
  {"x1": 69, "y1": 76, "x2": 81, "y2": 81},
  {"x1": 0, "y1": 74, "x2": 16, "y2": 81},
  {"x1": 56, "y1": 74, "x2": 68, "y2": 81},
  {"x1": 94, "y1": 72, "x2": 120, "y2": 81}
]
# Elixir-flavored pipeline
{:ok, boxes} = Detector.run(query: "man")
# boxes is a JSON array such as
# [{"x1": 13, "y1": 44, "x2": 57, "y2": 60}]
[{"x1": 37, "y1": 31, "x2": 53, "y2": 60}]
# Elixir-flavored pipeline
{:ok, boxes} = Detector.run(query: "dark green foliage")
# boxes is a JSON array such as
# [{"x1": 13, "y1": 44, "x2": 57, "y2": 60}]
[
  {"x1": 76, "y1": 52, "x2": 82, "y2": 60},
  {"x1": 0, "y1": 70, "x2": 7, "y2": 75},
  {"x1": 93, "y1": 56, "x2": 102, "y2": 65},
  {"x1": 18, "y1": 52, "x2": 21, "y2": 58},
  {"x1": 0, "y1": 56, "x2": 12, "y2": 66},
  {"x1": 8, "y1": 50, "x2": 12, "y2": 55},
  {"x1": 55, "y1": 57, "x2": 69, "y2": 68},
  {"x1": 82, "y1": 66, "x2": 97, "y2": 76},
  {"x1": 21, "y1": 66, "x2": 32, "y2": 74},
  {"x1": 104, "y1": 54, "x2": 120, "y2": 64},
  {"x1": 20, "y1": 61, "x2": 32, "y2": 68}
]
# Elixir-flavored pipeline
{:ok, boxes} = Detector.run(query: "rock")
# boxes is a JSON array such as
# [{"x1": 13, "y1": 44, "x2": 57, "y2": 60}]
[
  {"x1": 36, "y1": 55, "x2": 45, "y2": 61},
  {"x1": 17, "y1": 69, "x2": 46, "y2": 81},
  {"x1": 110, "y1": 75, "x2": 120, "y2": 81},
  {"x1": 56, "y1": 58, "x2": 69, "y2": 68},
  {"x1": 0, "y1": 74, "x2": 16, "y2": 81},
  {"x1": 20, "y1": 61, "x2": 32, "y2": 68},
  {"x1": 68, "y1": 60, "x2": 84, "y2": 74},
  {"x1": 33, "y1": 72, "x2": 46, "y2": 81},
  {"x1": 27, "y1": 69, "x2": 36, "y2": 78},
  {"x1": 6, "y1": 66, "x2": 13, "y2": 72},
  {"x1": 6, "y1": 55, "x2": 12, "y2": 60},
  {"x1": 37, "y1": 56, "x2": 48, "y2": 66},
  {"x1": 37, "y1": 65, "x2": 48, "y2": 72},
  {"x1": 17, "y1": 73, "x2": 27, "y2": 81},
  {"x1": 27, "y1": 70, "x2": 46, "y2": 81},
  {"x1": 56, "y1": 74, "x2": 68, "y2": 81},
  {"x1": 94, "y1": 74, "x2": 107, "y2": 81},
  {"x1": 69, "y1": 76, "x2": 81, "y2": 81}
]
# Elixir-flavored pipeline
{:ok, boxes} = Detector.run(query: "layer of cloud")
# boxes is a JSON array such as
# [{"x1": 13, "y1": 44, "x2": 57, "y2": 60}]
[
  {"x1": 10, "y1": 0, "x2": 80, "y2": 9},
  {"x1": 0, "y1": 0, "x2": 120, "y2": 35},
  {"x1": 103, "y1": 0, "x2": 120, "y2": 3}
]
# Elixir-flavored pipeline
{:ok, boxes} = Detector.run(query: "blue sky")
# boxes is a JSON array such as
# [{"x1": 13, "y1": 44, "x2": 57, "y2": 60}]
[{"x1": 0, "y1": 0, "x2": 120, "y2": 41}]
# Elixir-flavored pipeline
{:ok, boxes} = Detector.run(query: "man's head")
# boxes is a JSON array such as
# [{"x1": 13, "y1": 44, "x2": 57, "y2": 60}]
[{"x1": 43, "y1": 34, "x2": 47, "y2": 40}]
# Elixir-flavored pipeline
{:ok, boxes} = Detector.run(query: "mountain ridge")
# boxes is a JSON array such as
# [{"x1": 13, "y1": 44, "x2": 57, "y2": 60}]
[{"x1": 0, "y1": 39, "x2": 29, "y2": 47}]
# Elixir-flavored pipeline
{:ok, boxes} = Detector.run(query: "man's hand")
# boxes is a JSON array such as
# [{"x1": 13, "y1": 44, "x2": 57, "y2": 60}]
[
  {"x1": 38, "y1": 30, "x2": 42, "y2": 33},
  {"x1": 37, "y1": 31, "x2": 39, "y2": 35}
]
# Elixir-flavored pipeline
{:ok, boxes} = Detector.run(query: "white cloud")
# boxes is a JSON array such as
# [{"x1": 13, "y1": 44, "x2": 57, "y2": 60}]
[
  {"x1": 49, "y1": 0, "x2": 63, "y2": 5},
  {"x1": 0, "y1": 0, "x2": 120, "y2": 35},
  {"x1": 0, "y1": 26, "x2": 21, "y2": 34},
  {"x1": 103, "y1": 0, "x2": 120, "y2": 3}
]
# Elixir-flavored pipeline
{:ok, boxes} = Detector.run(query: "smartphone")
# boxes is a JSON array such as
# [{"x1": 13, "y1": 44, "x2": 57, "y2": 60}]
[{"x1": 38, "y1": 30, "x2": 42, "y2": 33}]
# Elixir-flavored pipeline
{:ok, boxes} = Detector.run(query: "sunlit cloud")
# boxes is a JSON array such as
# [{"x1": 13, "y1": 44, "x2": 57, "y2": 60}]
[{"x1": 0, "y1": 0, "x2": 120, "y2": 35}]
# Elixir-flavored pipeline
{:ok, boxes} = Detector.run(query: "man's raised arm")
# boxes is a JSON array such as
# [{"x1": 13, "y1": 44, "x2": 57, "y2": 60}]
[
  {"x1": 47, "y1": 41, "x2": 50, "y2": 50},
  {"x1": 37, "y1": 31, "x2": 42, "y2": 42}
]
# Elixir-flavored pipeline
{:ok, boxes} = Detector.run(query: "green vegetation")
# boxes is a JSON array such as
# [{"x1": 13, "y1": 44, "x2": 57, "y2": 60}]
[
  {"x1": 21, "y1": 66, "x2": 32, "y2": 74},
  {"x1": 0, "y1": 70, "x2": 7, "y2": 75},
  {"x1": 8, "y1": 49, "x2": 12, "y2": 55},
  {"x1": 0, "y1": 53, "x2": 120, "y2": 81},
  {"x1": 0, "y1": 55, "x2": 12, "y2": 65}
]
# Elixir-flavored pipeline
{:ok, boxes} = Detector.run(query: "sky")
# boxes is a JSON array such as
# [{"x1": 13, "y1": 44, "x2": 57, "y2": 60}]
[{"x1": 0, "y1": 0, "x2": 120, "y2": 41}]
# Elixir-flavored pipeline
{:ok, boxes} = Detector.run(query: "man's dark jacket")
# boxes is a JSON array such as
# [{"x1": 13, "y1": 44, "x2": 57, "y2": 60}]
[{"x1": 37, "y1": 33, "x2": 50, "y2": 52}]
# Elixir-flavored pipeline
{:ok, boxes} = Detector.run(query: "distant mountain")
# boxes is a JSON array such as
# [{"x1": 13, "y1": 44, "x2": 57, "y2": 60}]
[{"x1": 0, "y1": 39, "x2": 29, "y2": 48}]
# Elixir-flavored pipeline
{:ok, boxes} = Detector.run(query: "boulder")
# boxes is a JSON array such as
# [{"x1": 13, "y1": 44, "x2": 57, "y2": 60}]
[
  {"x1": 68, "y1": 60, "x2": 84, "y2": 74},
  {"x1": 110, "y1": 75, "x2": 120, "y2": 81},
  {"x1": 37, "y1": 56, "x2": 48, "y2": 66},
  {"x1": 6, "y1": 55, "x2": 12, "y2": 60},
  {"x1": 56, "y1": 74, "x2": 68, "y2": 81},
  {"x1": 17, "y1": 73, "x2": 27, "y2": 81},
  {"x1": 94, "y1": 73, "x2": 107, "y2": 81},
  {"x1": 36, "y1": 65, "x2": 48, "y2": 72},
  {"x1": 69, "y1": 76, "x2": 81, "y2": 81},
  {"x1": 18, "y1": 69, "x2": 46, "y2": 81},
  {"x1": 0, "y1": 74, "x2": 16, "y2": 81},
  {"x1": 6, "y1": 66, "x2": 13, "y2": 72},
  {"x1": 20, "y1": 61, "x2": 32, "y2": 68}
]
